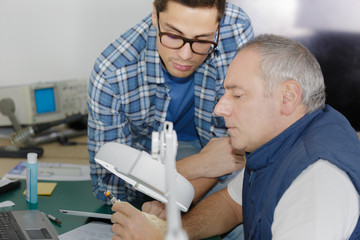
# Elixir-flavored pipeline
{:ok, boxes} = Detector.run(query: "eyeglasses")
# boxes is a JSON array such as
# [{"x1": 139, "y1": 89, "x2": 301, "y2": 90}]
[{"x1": 157, "y1": 14, "x2": 220, "y2": 55}]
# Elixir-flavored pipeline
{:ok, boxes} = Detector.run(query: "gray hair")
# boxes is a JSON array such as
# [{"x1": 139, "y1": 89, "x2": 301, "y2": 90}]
[{"x1": 243, "y1": 34, "x2": 326, "y2": 113}]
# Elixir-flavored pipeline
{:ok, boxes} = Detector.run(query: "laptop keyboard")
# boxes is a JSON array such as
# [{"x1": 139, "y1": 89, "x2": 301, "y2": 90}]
[{"x1": 0, "y1": 211, "x2": 26, "y2": 240}]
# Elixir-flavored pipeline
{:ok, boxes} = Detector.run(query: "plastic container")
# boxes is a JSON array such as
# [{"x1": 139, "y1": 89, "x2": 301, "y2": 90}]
[{"x1": 26, "y1": 152, "x2": 38, "y2": 204}]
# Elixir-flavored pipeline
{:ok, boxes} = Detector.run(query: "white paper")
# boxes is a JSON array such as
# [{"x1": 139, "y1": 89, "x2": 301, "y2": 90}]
[
  {"x1": 0, "y1": 177, "x2": 17, "y2": 187},
  {"x1": 4, "y1": 161, "x2": 90, "y2": 181},
  {"x1": 58, "y1": 221, "x2": 113, "y2": 240},
  {"x1": 0, "y1": 200, "x2": 15, "y2": 208}
]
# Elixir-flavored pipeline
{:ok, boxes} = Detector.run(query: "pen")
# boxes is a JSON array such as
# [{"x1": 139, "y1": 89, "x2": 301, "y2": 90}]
[
  {"x1": 104, "y1": 190, "x2": 120, "y2": 204},
  {"x1": 47, "y1": 214, "x2": 62, "y2": 225},
  {"x1": 58, "y1": 209, "x2": 112, "y2": 219}
]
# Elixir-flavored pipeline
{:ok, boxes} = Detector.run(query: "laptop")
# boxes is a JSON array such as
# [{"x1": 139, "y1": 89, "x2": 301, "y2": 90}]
[{"x1": 0, "y1": 210, "x2": 59, "y2": 240}]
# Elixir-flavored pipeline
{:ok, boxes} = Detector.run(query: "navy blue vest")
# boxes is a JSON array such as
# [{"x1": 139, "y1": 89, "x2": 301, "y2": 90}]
[{"x1": 243, "y1": 105, "x2": 360, "y2": 239}]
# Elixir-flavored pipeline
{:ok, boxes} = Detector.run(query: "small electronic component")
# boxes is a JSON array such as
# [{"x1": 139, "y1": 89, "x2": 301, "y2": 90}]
[
  {"x1": 46, "y1": 214, "x2": 62, "y2": 225},
  {"x1": 104, "y1": 190, "x2": 120, "y2": 204}
]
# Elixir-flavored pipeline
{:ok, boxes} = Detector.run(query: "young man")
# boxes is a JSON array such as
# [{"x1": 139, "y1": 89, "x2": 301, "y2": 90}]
[
  {"x1": 88, "y1": 0, "x2": 253, "y2": 205},
  {"x1": 110, "y1": 34, "x2": 360, "y2": 239}
]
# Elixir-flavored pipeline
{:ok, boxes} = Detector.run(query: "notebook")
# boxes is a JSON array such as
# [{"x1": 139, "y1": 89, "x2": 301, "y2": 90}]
[{"x1": 0, "y1": 210, "x2": 59, "y2": 240}]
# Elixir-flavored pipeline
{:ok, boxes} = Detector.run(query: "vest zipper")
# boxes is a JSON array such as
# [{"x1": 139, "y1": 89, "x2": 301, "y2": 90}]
[{"x1": 249, "y1": 171, "x2": 255, "y2": 186}]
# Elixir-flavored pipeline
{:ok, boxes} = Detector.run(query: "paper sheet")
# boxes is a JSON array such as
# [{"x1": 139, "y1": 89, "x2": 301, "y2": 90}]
[
  {"x1": 5, "y1": 161, "x2": 90, "y2": 181},
  {"x1": 0, "y1": 200, "x2": 15, "y2": 208},
  {"x1": 58, "y1": 221, "x2": 113, "y2": 240},
  {"x1": 0, "y1": 177, "x2": 17, "y2": 187}
]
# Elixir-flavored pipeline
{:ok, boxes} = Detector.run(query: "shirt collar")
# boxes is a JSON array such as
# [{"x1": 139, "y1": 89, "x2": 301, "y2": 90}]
[{"x1": 245, "y1": 108, "x2": 323, "y2": 171}]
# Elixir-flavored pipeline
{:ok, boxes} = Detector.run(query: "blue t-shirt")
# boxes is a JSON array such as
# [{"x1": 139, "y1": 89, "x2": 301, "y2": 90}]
[{"x1": 163, "y1": 68, "x2": 199, "y2": 141}]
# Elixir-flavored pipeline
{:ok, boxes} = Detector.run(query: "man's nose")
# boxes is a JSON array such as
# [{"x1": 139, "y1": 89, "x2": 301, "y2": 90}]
[
  {"x1": 177, "y1": 42, "x2": 193, "y2": 60},
  {"x1": 214, "y1": 97, "x2": 231, "y2": 117}
]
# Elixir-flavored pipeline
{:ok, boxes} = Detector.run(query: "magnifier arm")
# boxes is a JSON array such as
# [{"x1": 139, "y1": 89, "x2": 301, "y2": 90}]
[{"x1": 163, "y1": 123, "x2": 189, "y2": 240}]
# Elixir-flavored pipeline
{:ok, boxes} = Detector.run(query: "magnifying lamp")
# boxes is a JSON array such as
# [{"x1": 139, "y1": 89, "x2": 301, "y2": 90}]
[{"x1": 94, "y1": 125, "x2": 195, "y2": 212}]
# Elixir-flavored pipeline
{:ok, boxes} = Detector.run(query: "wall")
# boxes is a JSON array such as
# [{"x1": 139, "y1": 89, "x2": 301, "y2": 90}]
[
  {"x1": 229, "y1": 0, "x2": 360, "y2": 36},
  {"x1": 0, "y1": 0, "x2": 153, "y2": 87},
  {"x1": 230, "y1": 0, "x2": 360, "y2": 130},
  {"x1": 1, "y1": 0, "x2": 359, "y2": 129}
]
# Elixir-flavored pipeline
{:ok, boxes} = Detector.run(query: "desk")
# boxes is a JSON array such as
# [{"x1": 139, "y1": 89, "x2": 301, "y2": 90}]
[
  {"x1": 0, "y1": 136, "x2": 89, "y2": 177},
  {"x1": 0, "y1": 136, "x2": 220, "y2": 239},
  {"x1": 0, "y1": 179, "x2": 112, "y2": 234},
  {"x1": 0, "y1": 135, "x2": 103, "y2": 235}
]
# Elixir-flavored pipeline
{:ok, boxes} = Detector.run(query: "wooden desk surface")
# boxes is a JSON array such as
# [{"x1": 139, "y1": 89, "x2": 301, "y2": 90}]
[{"x1": 0, "y1": 135, "x2": 89, "y2": 177}]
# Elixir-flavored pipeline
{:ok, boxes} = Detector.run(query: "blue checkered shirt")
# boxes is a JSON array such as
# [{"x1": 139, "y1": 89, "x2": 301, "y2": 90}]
[{"x1": 88, "y1": 3, "x2": 254, "y2": 203}]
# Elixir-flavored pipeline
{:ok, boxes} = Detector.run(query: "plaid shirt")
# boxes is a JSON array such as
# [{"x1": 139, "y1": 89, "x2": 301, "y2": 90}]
[{"x1": 88, "y1": 3, "x2": 254, "y2": 203}]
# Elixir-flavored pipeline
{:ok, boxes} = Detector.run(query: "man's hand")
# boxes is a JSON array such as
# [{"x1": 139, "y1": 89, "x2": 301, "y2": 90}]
[
  {"x1": 177, "y1": 137, "x2": 244, "y2": 180},
  {"x1": 142, "y1": 201, "x2": 166, "y2": 220},
  {"x1": 111, "y1": 202, "x2": 166, "y2": 240}
]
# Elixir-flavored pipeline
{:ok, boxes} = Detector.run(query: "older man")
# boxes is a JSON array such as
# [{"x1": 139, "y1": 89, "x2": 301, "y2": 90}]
[{"x1": 111, "y1": 34, "x2": 360, "y2": 240}]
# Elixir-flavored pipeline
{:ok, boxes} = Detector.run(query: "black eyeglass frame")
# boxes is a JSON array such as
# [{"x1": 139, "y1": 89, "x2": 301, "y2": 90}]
[{"x1": 156, "y1": 13, "x2": 220, "y2": 55}]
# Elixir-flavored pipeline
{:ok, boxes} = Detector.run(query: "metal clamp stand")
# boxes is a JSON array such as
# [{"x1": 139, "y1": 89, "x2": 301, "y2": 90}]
[
  {"x1": 0, "y1": 98, "x2": 86, "y2": 157},
  {"x1": 151, "y1": 122, "x2": 189, "y2": 240},
  {"x1": 0, "y1": 98, "x2": 44, "y2": 157}
]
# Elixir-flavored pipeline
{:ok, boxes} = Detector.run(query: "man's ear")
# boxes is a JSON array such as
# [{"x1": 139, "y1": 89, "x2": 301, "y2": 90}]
[
  {"x1": 152, "y1": 3, "x2": 157, "y2": 28},
  {"x1": 280, "y1": 80, "x2": 302, "y2": 116}
]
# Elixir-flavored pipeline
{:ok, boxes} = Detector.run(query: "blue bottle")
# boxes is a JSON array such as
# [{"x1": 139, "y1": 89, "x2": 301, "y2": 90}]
[{"x1": 26, "y1": 153, "x2": 38, "y2": 204}]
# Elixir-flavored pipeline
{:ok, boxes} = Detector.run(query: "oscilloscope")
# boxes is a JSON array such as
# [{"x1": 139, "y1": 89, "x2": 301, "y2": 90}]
[{"x1": 0, "y1": 79, "x2": 88, "y2": 126}]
